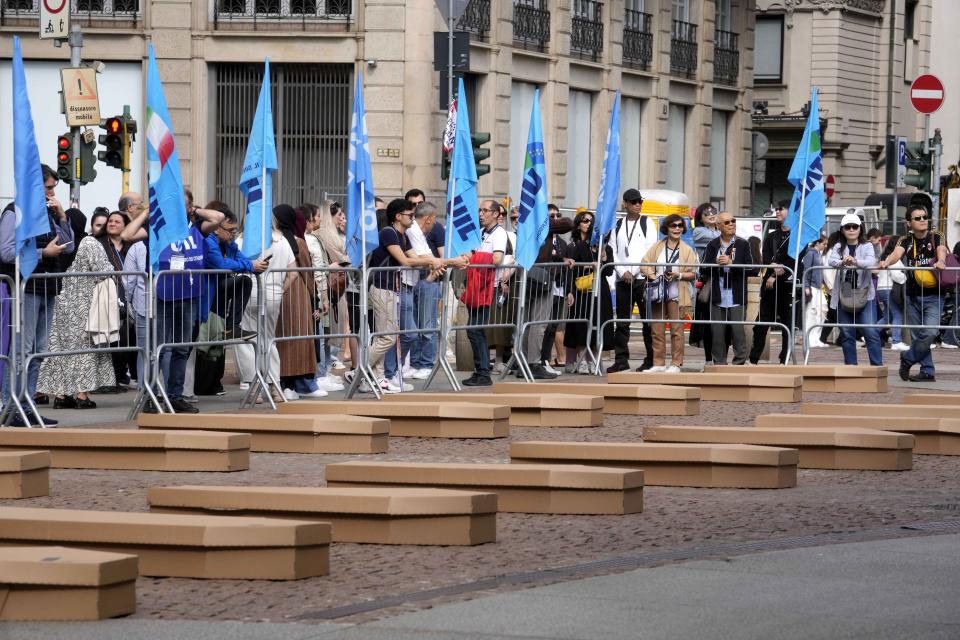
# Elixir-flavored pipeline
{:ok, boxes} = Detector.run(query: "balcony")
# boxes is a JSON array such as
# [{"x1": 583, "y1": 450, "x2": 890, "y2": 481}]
[
  {"x1": 714, "y1": 29, "x2": 739, "y2": 85},
  {"x1": 571, "y1": 0, "x2": 603, "y2": 61},
  {"x1": 513, "y1": 0, "x2": 550, "y2": 52},
  {"x1": 457, "y1": 0, "x2": 490, "y2": 42},
  {"x1": 1, "y1": 0, "x2": 139, "y2": 25},
  {"x1": 213, "y1": 0, "x2": 351, "y2": 30},
  {"x1": 622, "y1": 9, "x2": 652, "y2": 69},
  {"x1": 670, "y1": 19, "x2": 698, "y2": 77}
]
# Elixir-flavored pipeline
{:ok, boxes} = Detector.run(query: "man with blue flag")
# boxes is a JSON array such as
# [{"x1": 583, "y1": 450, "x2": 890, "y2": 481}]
[
  {"x1": 446, "y1": 78, "x2": 482, "y2": 258},
  {"x1": 785, "y1": 87, "x2": 826, "y2": 261},
  {"x1": 240, "y1": 59, "x2": 277, "y2": 260},
  {"x1": 749, "y1": 199, "x2": 796, "y2": 365},
  {"x1": 0, "y1": 36, "x2": 74, "y2": 427},
  {"x1": 346, "y1": 73, "x2": 379, "y2": 268}
]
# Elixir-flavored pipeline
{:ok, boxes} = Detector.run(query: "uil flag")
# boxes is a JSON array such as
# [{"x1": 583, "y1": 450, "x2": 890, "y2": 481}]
[
  {"x1": 514, "y1": 88, "x2": 549, "y2": 270},
  {"x1": 11, "y1": 36, "x2": 50, "y2": 280},
  {"x1": 442, "y1": 98, "x2": 457, "y2": 154},
  {"x1": 345, "y1": 72, "x2": 379, "y2": 267},
  {"x1": 145, "y1": 43, "x2": 190, "y2": 271},
  {"x1": 785, "y1": 86, "x2": 825, "y2": 259},
  {"x1": 446, "y1": 77, "x2": 482, "y2": 257},
  {"x1": 239, "y1": 59, "x2": 278, "y2": 259},
  {"x1": 592, "y1": 92, "x2": 622, "y2": 245}
]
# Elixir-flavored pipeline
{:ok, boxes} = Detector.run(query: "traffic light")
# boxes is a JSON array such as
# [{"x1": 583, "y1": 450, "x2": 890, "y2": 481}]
[
  {"x1": 441, "y1": 149, "x2": 452, "y2": 181},
  {"x1": 56, "y1": 134, "x2": 74, "y2": 182},
  {"x1": 78, "y1": 137, "x2": 97, "y2": 185},
  {"x1": 903, "y1": 141, "x2": 933, "y2": 192},
  {"x1": 471, "y1": 132, "x2": 490, "y2": 178},
  {"x1": 98, "y1": 117, "x2": 123, "y2": 169}
]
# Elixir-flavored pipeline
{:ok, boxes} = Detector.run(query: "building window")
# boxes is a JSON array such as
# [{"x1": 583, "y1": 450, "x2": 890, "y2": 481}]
[
  {"x1": 715, "y1": 0, "x2": 731, "y2": 32},
  {"x1": 213, "y1": 0, "x2": 351, "y2": 28},
  {"x1": 566, "y1": 90, "x2": 594, "y2": 208},
  {"x1": 214, "y1": 63, "x2": 351, "y2": 217},
  {"x1": 905, "y1": 0, "x2": 918, "y2": 40},
  {"x1": 709, "y1": 110, "x2": 729, "y2": 206},
  {"x1": 513, "y1": 0, "x2": 551, "y2": 52},
  {"x1": 623, "y1": 3, "x2": 653, "y2": 69},
  {"x1": 754, "y1": 15, "x2": 783, "y2": 83},
  {"x1": 666, "y1": 104, "x2": 686, "y2": 192},
  {"x1": 457, "y1": 0, "x2": 491, "y2": 42},
  {"x1": 509, "y1": 81, "x2": 538, "y2": 202},
  {"x1": 571, "y1": 0, "x2": 604, "y2": 61},
  {"x1": 619, "y1": 97, "x2": 643, "y2": 191},
  {"x1": 671, "y1": 0, "x2": 689, "y2": 23}
]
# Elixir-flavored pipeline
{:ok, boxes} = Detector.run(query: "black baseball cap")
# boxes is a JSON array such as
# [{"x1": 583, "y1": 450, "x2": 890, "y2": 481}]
[{"x1": 623, "y1": 188, "x2": 643, "y2": 203}]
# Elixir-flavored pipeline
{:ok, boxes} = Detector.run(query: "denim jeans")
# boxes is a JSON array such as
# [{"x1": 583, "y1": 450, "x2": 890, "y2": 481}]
[
  {"x1": 876, "y1": 288, "x2": 903, "y2": 343},
  {"x1": 942, "y1": 293, "x2": 960, "y2": 347},
  {"x1": 156, "y1": 297, "x2": 196, "y2": 400},
  {"x1": 837, "y1": 302, "x2": 882, "y2": 366},
  {"x1": 903, "y1": 293, "x2": 941, "y2": 375},
  {"x1": 135, "y1": 313, "x2": 147, "y2": 390},
  {"x1": 314, "y1": 318, "x2": 328, "y2": 378},
  {"x1": 13, "y1": 292, "x2": 55, "y2": 401},
  {"x1": 467, "y1": 304, "x2": 491, "y2": 374},
  {"x1": 394, "y1": 285, "x2": 418, "y2": 373},
  {"x1": 411, "y1": 279, "x2": 440, "y2": 369}
]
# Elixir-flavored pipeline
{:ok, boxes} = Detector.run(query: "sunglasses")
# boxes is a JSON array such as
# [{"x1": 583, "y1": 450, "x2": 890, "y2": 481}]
[
  {"x1": 842, "y1": 224, "x2": 860, "y2": 231},
  {"x1": 911, "y1": 215, "x2": 928, "y2": 222},
  {"x1": 478, "y1": 207, "x2": 497, "y2": 213},
  {"x1": 581, "y1": 218, "x2": 594, "y2": 224},
  {"x1": 550, "y1": 213, "x2": 561, "y2": 218},
  {"x1": 704, "y1": 210, "x2": 717, "y2": 216},
  {"x1": 720, "y1": 219, "x2": 736, "y2": 225},
  {"x1": 510, "y1": 217, "x2": 519, "y2": 223},
  {"x1": 627, "y1": 199, "x2": 642, "y2": 205},
  {"x1": 668, "y1": 222, "x2": 685, "y2": 229}
]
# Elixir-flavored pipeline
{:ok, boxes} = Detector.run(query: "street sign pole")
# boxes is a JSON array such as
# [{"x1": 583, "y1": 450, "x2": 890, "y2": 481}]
[{"x1": 68, "y1": 24, "x2": 83, "y2": 208}]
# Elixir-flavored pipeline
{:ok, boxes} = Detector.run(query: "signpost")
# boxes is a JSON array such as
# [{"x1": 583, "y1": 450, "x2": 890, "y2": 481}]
[
  {"x1": 61, "y1": 67, "x2": 101, "y2": 126},
  {"x1": 910, "y1": 74, "x2": 945, "y2": 114},
  {"x1": 40, "y1": 0, "x2": 69, "y2": 40}
]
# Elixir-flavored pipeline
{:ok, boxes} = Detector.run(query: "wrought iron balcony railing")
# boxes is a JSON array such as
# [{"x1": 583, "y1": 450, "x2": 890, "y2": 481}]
[
  {"x1": 513, "y1": 0, "x2": 550, "y2": 52},
  {"x1": 714, "y1": 29, "x2": 739, "y2": 85},
  {"x1": 1, "y1": 0, "x2": 139, "y2": 25},
  {"x1": 670, "y1": 19, "x2": 697, "y2": 77},
  {"x1": 622, "y1": 9, "x2": 652, "y2": 69},
  {"x1": 213, "y1": 0, "x2": 351, "y2": 30},
  {"x1": 457, "y1": 0, "x2": 490, "y2": 41},
  {"x1": 571, "y1": 0, "x2": 603, "y2": 61}
]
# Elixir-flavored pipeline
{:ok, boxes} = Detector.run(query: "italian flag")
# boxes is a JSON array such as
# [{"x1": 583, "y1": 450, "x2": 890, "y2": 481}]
[{"x1": 146, "y1": 106, "x2": 175, "y2": 168}]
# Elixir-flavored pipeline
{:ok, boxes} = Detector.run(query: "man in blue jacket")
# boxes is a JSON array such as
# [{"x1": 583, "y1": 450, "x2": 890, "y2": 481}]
[{"x1": 203, "y1": 206, "x2": 267, "y2": 339}]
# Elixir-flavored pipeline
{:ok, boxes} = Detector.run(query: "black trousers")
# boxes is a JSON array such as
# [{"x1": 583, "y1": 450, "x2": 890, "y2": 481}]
[
  {"x1": 540, "y1": 294, "x2": 567, "y2": 363},
  {"x1": 613, "y1": 279, "x2": 653, "y2": 367},
  {"x1": 750, "y1": 280, "x2": 793, "y2": 364},
  {"x1": 212, "y1": 274, "x2": 253, "y2": 329}
]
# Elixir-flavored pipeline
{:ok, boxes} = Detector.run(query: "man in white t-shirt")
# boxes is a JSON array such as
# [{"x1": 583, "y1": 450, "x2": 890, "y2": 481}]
[{"x1": 463, "y1": 200, "x2": 507, "y2": 386}]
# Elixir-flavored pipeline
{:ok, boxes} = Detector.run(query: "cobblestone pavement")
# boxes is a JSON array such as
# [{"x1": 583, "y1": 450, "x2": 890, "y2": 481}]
[{"x1": 7, "y1": 342, "x2": 960, "y2": 625}]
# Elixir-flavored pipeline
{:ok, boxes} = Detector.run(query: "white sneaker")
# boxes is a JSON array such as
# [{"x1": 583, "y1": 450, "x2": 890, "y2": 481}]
[
  {"x1": 542, "y1": 362, "x2": 559, "y2": 376},
  {"x1": 664, "y1": 365, "x2": 682, "y2": 373},
  {"x1": 942, "y1": 343, "x2": 959, "y2": 350},
  {"x1": 302, "y1": 388, "x2": 328, "y2": 398},
  {"x1": 647, "y1": 365, "x2": 667, "y2": 373},
  {"x1": 577, "y1": 360, "x2": 593, "y2": 375},
  {"x1": 282, "y1": 388, "x2": 299, "y2": 401},
  {"x1": 317, "y1": 376, "x2": 345, "y2": 391},
  {"x1": 412, "y1": 368, "x2": 433, "y2": 380},
  {"x1": 930, "y1": 343, "x2": 938, "y2": 349},
  {"x1": 891, "y1": 342, "x2": 909, "y2": 351},
  {"x1": 330, "y1": 358, "x2": 346, "y2": 370},
  {"x1": 379, "y1": 379, "x2": 408, "y2": 394},
  {"x1": 239, "y1": 382, "x2": 250, "y2": 391},
  {"x1": 402, "y1": 364, "x2": 414, "y2": 379}
]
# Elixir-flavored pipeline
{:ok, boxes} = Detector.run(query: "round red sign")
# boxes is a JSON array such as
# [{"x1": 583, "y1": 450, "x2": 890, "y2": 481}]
[
  {"x1": 825, "y1": 174, "x2": 835, "y2": 200},
  {"x1": 910, "y1": 75, "x2": 945, "y2": 114}
]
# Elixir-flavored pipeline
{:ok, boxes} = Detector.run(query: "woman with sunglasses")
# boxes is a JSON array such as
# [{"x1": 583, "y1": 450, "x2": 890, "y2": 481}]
[
  {"x1": 562, "y1": 210, "x2": 614, "y2": 374},
  {"x1": 826, "y1": 213, "x2": 882, "y2": 366},
  {"x1": 690, "y1": 203, "x2": 722, "y2": 365},
  {"x1": 639, "y1": 214, "x2": 698, "y2": 372}
]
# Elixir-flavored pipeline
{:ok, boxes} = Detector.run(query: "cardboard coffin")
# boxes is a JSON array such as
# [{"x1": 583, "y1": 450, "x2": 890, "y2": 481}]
[
  {"x1": 138, "y1": 412, "x2": 389, "y2": 454},
  {"x1": 0, "y1": 507, "x2": 329, "y2": 580},
  {"x1": 388, "y1": 392, "x2": 604, "y2": 427},
  {"x1": 0, "y1": 546, "x2": 137, "y2": 620},
  {"x1": 148, "y1": 486, "x2": 497, "y2": 546},
  {"x1": 755, "y1": 413, "x2": 960, "y2": 456},
  {"x1": 325, "y1": 461, "x2": 644, "y2": 515},
  {"x1": 0, "y1": 450, "x2": 49, "y2": 498},
  {"x1": 641, "y1": 425, "x2": 913, "y2": 470},
  {"x1": 607, "y1": 372, "x2": 803, "y2": 402},
  {"x1": 704, "y1": 364, "x2": 888, "y2": 393},
  {"x1": 492, "y1": 382, "x2": 700, "y2": 416},
  {"x1": 509, "y1": 441, "x2": 798, "y2": 489},
  {"x1": 902, "y1": 393, "x2": 960, "y2": 406},
  {"x1": 278, "y1": 401, "x2": 510, "y2": 438},
  {"x1": 0, "y1": 428, "x2": 249, "y2": 472},
  {"x1": 801, "y1": 402, "x2": 957, "y2": 419}
]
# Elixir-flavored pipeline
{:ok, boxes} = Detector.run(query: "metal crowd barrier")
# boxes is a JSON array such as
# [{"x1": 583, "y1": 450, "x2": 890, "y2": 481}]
[{"x1": 0, "y1": 274, "x2": 28, "y2": 427}]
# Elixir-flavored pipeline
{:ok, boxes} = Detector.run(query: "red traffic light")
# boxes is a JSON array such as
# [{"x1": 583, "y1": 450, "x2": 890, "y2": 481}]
[
  {"x1": 57, "y1": 135, "x2": 71, "y2": 150},
  {"x1": 57, "y1": 152, "x2": 70, "y2": 164},
  {"x1": 105, "y1": 117, "x2": 122, "y2": 135}
]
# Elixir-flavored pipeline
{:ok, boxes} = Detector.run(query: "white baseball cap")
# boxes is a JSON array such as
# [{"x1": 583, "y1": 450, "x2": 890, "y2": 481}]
[{"x1": 840, "y1": 213, "x2": 861, "y2": 228}]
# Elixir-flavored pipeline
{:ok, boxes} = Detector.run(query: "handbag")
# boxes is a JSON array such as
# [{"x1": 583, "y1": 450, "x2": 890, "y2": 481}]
[
  {"x1": 647, "y1": 277, "x2": 679, "y2": 304},
  {"x1": 912, "y1": 237, "x2": 939, "y2": 288},
  {"x1": 838, "y1": 268, "x2": 869, "y2": 313},
  {"x1": 939, "y1": 253, "x2": 960, "y2": 289},
  {"x1": 574, "y1": 273, "x2": 594, "y2": 292},
  {"x1": 697, "y1": 277, "x2": 711, "y2": 304},
  {"x1": 327, "y1": 268, "x2": 348, "y2": 299}
]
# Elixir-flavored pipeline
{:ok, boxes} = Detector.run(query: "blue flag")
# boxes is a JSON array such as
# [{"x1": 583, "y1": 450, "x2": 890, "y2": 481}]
[
  {"x1": 785, "y1": 87, "x2": 825, "y2": 259},
  {"x1": 239, "y1": 59, "x2": 278, "y2": 259},
  {"x1": 346, "y1": 73, "x2": 378, "y2": 268},
  {"x1": 11, "y1": 37, "x2": 50, "y2": 280},
  {"x1": 145, "y1": 44, "x2": 190, "y2": 271},
  {"x1": 592, "y1": 91, "x2": 622, "y2": 245},
  {"x1": 515, "y1": 89, "x2": 549, "y2": 270},
  {"x1": 446, "y1": 78, "x2": 482, "y2": 257}
]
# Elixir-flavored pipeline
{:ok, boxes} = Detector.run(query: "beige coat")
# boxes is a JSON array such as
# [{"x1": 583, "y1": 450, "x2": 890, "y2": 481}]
[{"x1": 639, "y1": 239, "x2": 699, "y2": 308}]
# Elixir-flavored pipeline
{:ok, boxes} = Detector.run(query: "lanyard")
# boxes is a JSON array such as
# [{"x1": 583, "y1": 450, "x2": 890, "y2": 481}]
[{"x1": 623, "y1": 217, "x2": 640, "y2": 257}]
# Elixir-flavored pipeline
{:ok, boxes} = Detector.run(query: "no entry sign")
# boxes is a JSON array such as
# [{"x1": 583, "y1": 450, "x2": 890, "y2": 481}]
[
  {"x1": 825, "y1": 174, "x2": 835, "y2": 200},
  {"x1": 910, "y1": 75, "x2": 945, "y2": 114}
]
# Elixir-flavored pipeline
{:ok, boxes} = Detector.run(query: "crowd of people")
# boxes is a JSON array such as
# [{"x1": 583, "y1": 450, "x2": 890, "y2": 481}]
[{"x1": 1, "y1": 168, "x2": 957, "y2": 424}]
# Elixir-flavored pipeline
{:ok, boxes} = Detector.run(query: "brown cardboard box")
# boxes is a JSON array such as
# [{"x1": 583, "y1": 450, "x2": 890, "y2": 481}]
[
  {"x1": 607, "y1": 372, "x2": 803, "y2": 402},
  {"x1": 325, "y1": 461, "x2": 644, "y2": 515},
  {"x1": 0, "y1": 507, "x2": 329, "y2": 580},
  {"x1": 388, "y1": 393, "x2": 604, "y2": 427},
  {"x1": 641, "y1": 425, "x2": 913, "y2": 470},
  {"x1": 0, "y1": 546, "x2": 137, "y2": 620},
  {"x1": 510, "y1": 441, "x2": 798, "y2": 489},
  {"x1": 704, "y1": 364, "x2": 889, "y2": 393},
  {"x1": 0, "y1": 428, "x2": 249, "y2": 471},
  {"x1": 278, "y1": 401, "x2": 510, "y2": 438},
  {"x1": 902, "y1": 393, "x2": 960, "y2": 406},
  {"x1": 0, "y1": 451, "x2": 49, "y2": 498},
  {"x1": 492, "y1": 382, "x2": 700, "y2": 416},
  {"x1": 755, "y1": 413, "x2": 960, "y2": 455},
  {"x1": 801, "y1": 402, "x2": 957, "y2": 419},
  {"x1": 148, "y1": 486, "x2": 497, "y2": 546},
  {"x1": 138, "y1": 412, "x2": 389, "y2": 454}
]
